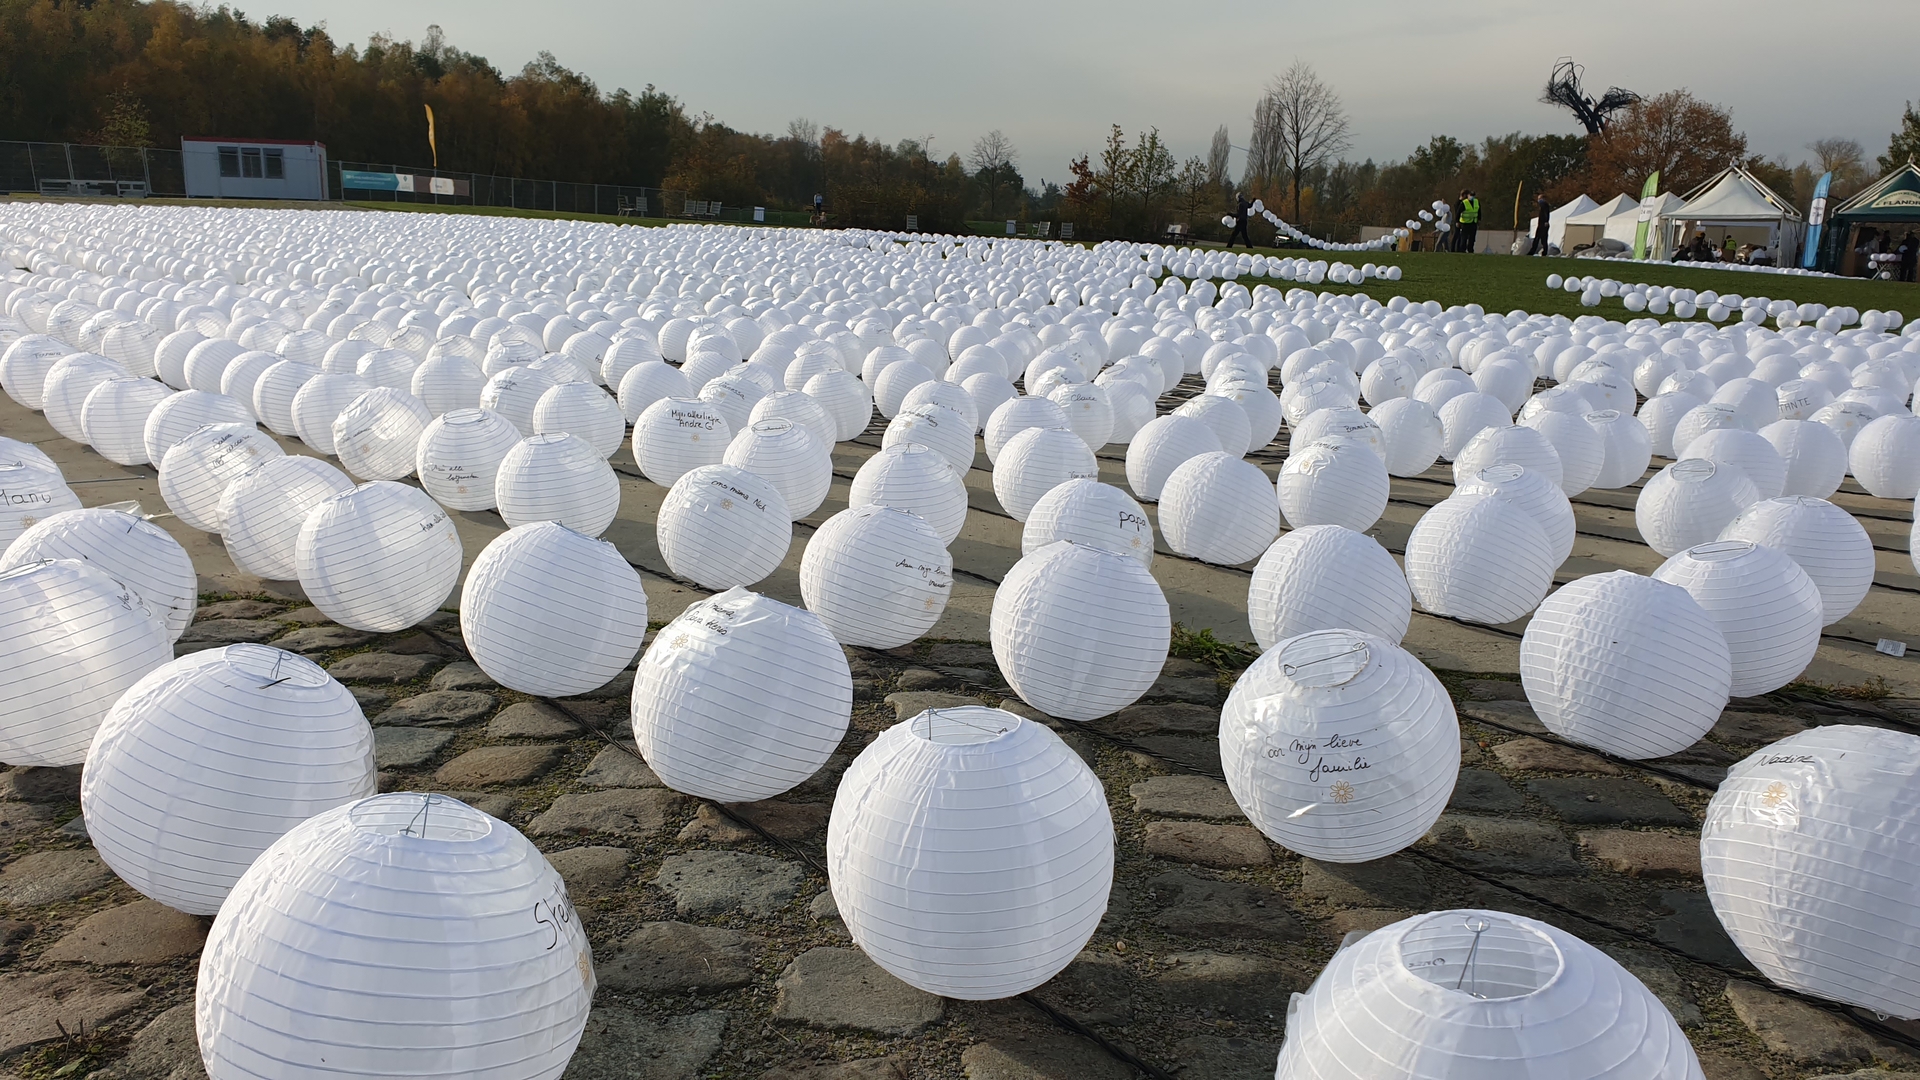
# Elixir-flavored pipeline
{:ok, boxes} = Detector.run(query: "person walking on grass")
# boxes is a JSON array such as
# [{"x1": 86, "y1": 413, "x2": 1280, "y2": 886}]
[
  {"x1": 1226, "y1": 193, "x2": 1254, "y2": 249},
  {"x1": 1455, "y1": 189, "x2": 1480, "y2": 254},
  {"x1": 1528, "y1": 193, "x2": 1552, "y2": 256}
]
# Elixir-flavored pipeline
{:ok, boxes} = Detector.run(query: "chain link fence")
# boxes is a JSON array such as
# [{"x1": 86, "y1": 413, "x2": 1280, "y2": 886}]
[{"x1": 0, "y1": 141, "x2": 186, "y2": 196}]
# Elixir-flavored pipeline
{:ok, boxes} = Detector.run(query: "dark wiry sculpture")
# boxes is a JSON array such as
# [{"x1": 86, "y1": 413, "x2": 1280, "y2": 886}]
[{"x1": 1540, "y1": 58, "x2": 1640, "y2": 135}]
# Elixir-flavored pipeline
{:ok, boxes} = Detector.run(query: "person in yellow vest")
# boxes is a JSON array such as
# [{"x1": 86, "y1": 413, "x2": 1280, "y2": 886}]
[
  {"x1": 1455, "y1": 189, "x2": 1480, "y2": 253},
  {"x1": 1723, "y1": 233, "x2": 1738, "y2": 262}
]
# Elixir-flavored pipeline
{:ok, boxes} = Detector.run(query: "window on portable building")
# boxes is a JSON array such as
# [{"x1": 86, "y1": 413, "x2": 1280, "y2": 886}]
[
  {"x1": 264, "y1": 149, "x2": 285, "y2": 179},
  {"x1": 218, "y1": 147, "x2": 240, "y2": 177},
  {"x1": 241, "y1": 147, "x2": 264, "y2": 178}
]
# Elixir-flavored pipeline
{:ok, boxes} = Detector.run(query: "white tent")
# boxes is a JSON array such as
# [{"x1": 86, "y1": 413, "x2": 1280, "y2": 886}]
[
  {"x1": 1615, "y1": 192, "x2": 1686, "y2": 252},
  {"x1": 1563, "y1": 194, "x2": 1637, "y2": 251},
  {"x1": 1530, "y1": 195, "x2": 1599, "y2": 252},
  {"x1": 1661, "y1": 165, "x2": 1805, "y2": 265}
]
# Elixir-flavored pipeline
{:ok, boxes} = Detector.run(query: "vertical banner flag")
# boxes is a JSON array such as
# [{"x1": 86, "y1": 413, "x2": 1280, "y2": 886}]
[
  {"x1": 424, "y1": 104, "x2": 438, "y2": 168},
  {"x1": 1802, "y1": 171, "x2": 1833, "y2": 269},
  {"x1": 1633, "y1": 171, "x2": 1660, "y2": 260}
]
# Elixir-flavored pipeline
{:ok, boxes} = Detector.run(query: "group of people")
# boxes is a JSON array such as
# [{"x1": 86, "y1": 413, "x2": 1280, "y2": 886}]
[
  {"x1": 1672, "y1": 230, "x2": 1774, "y2": 265},
  {"x1": 1855, "y1": 226, "x2": 1919, "y2": 281}
]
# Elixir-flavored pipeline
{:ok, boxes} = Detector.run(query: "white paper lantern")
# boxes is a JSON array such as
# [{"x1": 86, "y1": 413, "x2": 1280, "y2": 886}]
[
  {"x1": 1159, "y1": 451, "x2": 1280, "y2": 565},
  {"x1": 1221, "y1": 629, "x2": 1458, "y2": 861},
  {"x1": 81, "y1": 378, "x2": 174, "y2": 465},
  {"x1": 1848, "y1": 413, "x2": 1920, "y2": 499},
  {"x1": 806, "y1": 369, "x2": 874, "y2": 441},
  {"x1": 196, "y1": 791, "x2": 595, "y2": 1080},
  {"x1": 1810, "y1": 400, "x2": 1879, "y2": 450},
  {"x1": 1719, "y1": 496, "x2": 1872, "y2": 626},
  {"x1": 603, "y1": 335, "x2": 665, "y2": 388},
  {"x1": 617, "y1": 360, "x2": 692, "y2": 422},
  {"x1": 1450, "y1": 424, "x2": 1563, "y2": 489},
  {"x1": 1457, "y1": 462, "x2": 1575, "y2": 567},
  {"x1": 632, "y1": 397, "x2": 731, "y2": 487},
  {"x1": 219, "y1": 352, "x2": 280, "y2": 417},
  {"x1": 1757, "y1": 419, "x2": 1846, "y2": 499},
  {"x1": 631, "y1": 586, "x2": 851, "y2": 800},
  {"x1": 1046, "y1": 382, "x2": 1114, "y2": 450},
  {"x1": 1652, "y1": 540, "x2": 1821, "y2": 696},
  {"x1": 1405, "y1": 493, "x2": 1554, "y2": 625},
  {"x1": 1520, "y1": 570, "x2": 1730, "y2": 759},
  {"x1": 44, "y1": 353, "x2": 130, "y2": 443},
  {"x1": 656, "y1": 464, "x2": 792, "y2": 589},
  {"x1": 1277, "y1": 436, "x2": 1389, "y2": 533},
  {"x1": 416, "y1": 408, "x2": 522, "y2": 512},
  {"x1": 723, "y1": 417, "x2": 831, "y2": 520},
  {"x1": 290, "y1": 373, "x2": 375, "y2": 456},
  {"x1": 800, "y1": 505, "x2": 952, "y2": 648},
  {"x1": 159, "y1": 423, "x2": 284, "y2": 533},
  {"x1": 1369, "y1": 396, "x2": 1444, "y2": 476},
  {"x1": 1125, "y1": 414, "x2": 1223, "y2": 503},
  {"x1": 1637, "y1": 392, "x2": 1704, "y2": 458},
  {"x1": 219, "y1": 455, "x2": 355, "y2": 582},
  {"x1": 992, "y1": 541, "x2": 1170, "y2": 721},
  {"x1": 827, "y1": 707, "x2": 1112, "y2": 999},
  {"x1": 1276, "y1": 910, "x2": 1704, "y2": 1080},
  {"x1": 750, "y1": 389, "x2": 836, "y2": 450},
  {"x1": 251, "y1": 359, "x2": 319, "y2": 437},
  {"x1": 1436, "y1": 392, "x2": 1511, "y2": 462},
  {"x1": 984, "y1": 396, "x2": 1070, "y2": 463},
  {"x1": 81, "y1": 644, "x2": 375, "y2": 915},
  {"x1": 183, "y1": 338, "x2": 243, "y2": 392},
  {"x1": 1635, "y1": 458, "x2": 1761, "y2": 557},
  {"x1": 849, "y1": 443, "x2": 968, "y2": 545},
  {"x1": 1, "y1": 334, "x2": 67, "y2": 410},
  {"x1": 0, "y1": 459, "x2": 83, "y2": 550},
  {"x1": 1520, "y1": 409, "x2": 1605, "y2": 495},
  {"x1": 883, "y1": 402, "x2": 976, "y2": 478},
  {"x1": 0, "y1": 558, "x2": 172, "y2": 766},
  {"x1": 495, "y1": 433, "x2": 621, "y2": 537},
  {"x1": 1586, "y1": 409, "x2": 1654, "y2": 489},
  {"x1": 479, "y1": 365, "x2": 559, "y2": 437},
  {"x1": 1173, "y1": 394, "x2": 1254, "y2": 457},
  {"x1": 992, "y1": 426, "x2": 1098, "y2": 522},
  {"x1": 460, "y1": 521, "x2": 647, "y2": 697},
  {"x1": 0, "y1": 435, "x2": 59, "y2": 476},
  {"x1": 1684, "y1": 427, "x2": 1785, "y2": 499},
  {"x1": 531, "y1": 383, "x2": 625, "y2": 458},
  {"x1": 295, "y1": 481, "x2": 463, "y2": 632},
  {"x1": 2, "y1": 507, "x2": 196, "y2": 641},
  {"x1": 1248, "y1": 525, "x2": 1410, "y2": 651},
  {"x1": 1021, "y1": 478, "x2": 1153, "y2": 567},
  {"x1": 1701, "y1": 725, "x2": 1920, "y2": 1019},
  {"x1": 410, "y1": 354, "x2": 487, "y2": 418},
  {"x1": 332, "y1": 387, "x2": 431, "y2": 481}
]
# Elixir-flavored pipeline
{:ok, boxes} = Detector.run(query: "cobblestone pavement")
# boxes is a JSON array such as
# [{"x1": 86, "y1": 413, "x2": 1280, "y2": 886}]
[{"x1": 2, "y1": 386, "x2": 1918, "y2": 1079}]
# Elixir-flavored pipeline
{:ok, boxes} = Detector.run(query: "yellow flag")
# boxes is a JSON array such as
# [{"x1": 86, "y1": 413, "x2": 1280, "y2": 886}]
[{"x1": 424, "y1": 103, "x2": 438, "y2": 167}]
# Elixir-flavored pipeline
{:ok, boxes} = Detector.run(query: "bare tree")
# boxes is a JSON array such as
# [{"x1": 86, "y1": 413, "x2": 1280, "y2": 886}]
[
  {"x1": 787, "y1": 118, "x2": 821, "y2": 153},
  {"x1": 1207, "y1": 125, "x2": 1232, "y2": 188},
  {"x1": 968, "y1": 130, "x2": 1016, "y2": 174},
  {"x1": 1807, "y1": 137, "x2": 1866, "y2": 180},
  {"x1": 1247, "y1": 61, "x2": 1353, "y2": 224}
]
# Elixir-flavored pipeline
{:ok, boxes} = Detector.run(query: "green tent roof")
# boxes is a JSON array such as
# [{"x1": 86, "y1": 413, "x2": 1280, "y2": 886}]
[{"x1": 1833, "y1": 162, "x2": 1920, "y2": 221}]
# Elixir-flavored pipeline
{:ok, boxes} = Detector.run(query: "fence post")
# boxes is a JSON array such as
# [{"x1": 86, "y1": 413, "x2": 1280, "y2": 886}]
[
  {"x1": 63, "y1": 142, "x2": 76, "y2": 182},
  {"x1": 142, "y1": 148, "x2": 152, "y2": 191}
]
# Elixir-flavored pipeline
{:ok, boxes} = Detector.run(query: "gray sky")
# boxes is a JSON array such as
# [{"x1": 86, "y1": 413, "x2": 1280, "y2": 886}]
[{"x1": 267, "y1": 0, "x2": 1911, "y2": 187}]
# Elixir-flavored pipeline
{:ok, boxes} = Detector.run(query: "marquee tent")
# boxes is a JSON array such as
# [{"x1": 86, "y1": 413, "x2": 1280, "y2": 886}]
[
  {"x1": 1661, "y1": 165, "x2": 1804, "y2": 266},
  {"x1": 1529, "y1": 194, "x2": 1600, "y2": 253},
  {"x1": 1562, "y1": 194, "x2": 1638, "y2": 253},
  {"x1": 1818, "y1": 160, "x2": 1920, "y2": 276}
]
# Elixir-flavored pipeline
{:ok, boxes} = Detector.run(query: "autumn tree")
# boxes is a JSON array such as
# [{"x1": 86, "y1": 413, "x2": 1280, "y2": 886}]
[
  {"x1": 1585, "y1": 89, "x2": 1747, "y2": 196},
  {"x1": 1881, "y1": 101, "x2": 1920, "y2": 173},
  {"x1": 1245, "y1": 61, "x2": 1352, "y2": 224},
  {"x1": 968, "y1": 129, "x2": 1018, "y2": 215}
]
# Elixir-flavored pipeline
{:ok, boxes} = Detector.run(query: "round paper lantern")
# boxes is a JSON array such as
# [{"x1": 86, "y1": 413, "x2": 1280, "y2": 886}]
[
  {"x1": 81, "y1": 378, "x2": 174, "y2": 465},
  {"x1": 0, "y1": 460, "x2": 82, "y2": 550},
  {"x1": 1719, "y1": 496, "x2": 1871, "y2": 626},
  {"x1": 251, "y1": 359, "x2": 319, "y2": 437},
  {"x1": 1520, "y1": 570, "x2": 1730, "y2": 759},
  {"x1": 1436, "y1": 392, "x2": 1511, "y2": 462},
  {"x1": 0, "y1": 435, "x2": 59, "y2": 476},
  {"x1": 1, "y1": 335, "x2": 68, "y2": 410},
  {"x1": 146, "y1": 388, "x2": 255, "y2": 466},
  {"x1": 1046, "y1": 382, "x2": 1114, "y2": 450},
  {"x1": 750, "y1": 390, "x2": 836, "y2": 450},
  {"x1": 183, "y1": 338, "x2": 243, "y2": 392},
  {"x1": 332, "y1": 387, "x2": 430, "y2": 481},
  {"x1": 1636, "y1": 458, "x2": 1762, "y2": 557},
  {"x1": 1125, "y1": 414, "x2": 1223, "y2": 503},
  {"x1": 460, "y1": 521, "x2": 647, "y2": 697},
  {"x1": 806, "y1": 369, "x2": 875, "y2": 441},
  {"x1": 2, "y1": 507, "x2": 195, "y2": 640},
  {"x1": 1685, "y1": 428, "x2": 1786, "y2": 499},
  {"x1": 827, "y1": 706, "x2": 1112, "y2": 999},
  {"x1": 1159, "y1": 451, "x2": 1280, "y2": 565},
  {"x1": 1757, "y1": 419, "x2": 1846, "y2": 499},
  {"x1": 1370, "y1": 397, "x2": 1444, "y2": 476},
  {"x1": 1248, "y1": 525, "x2": 1410, "y2": 651},
  {"x1": 1276, "y1": 909, "x2": 1704, "y2": 1080},
  {"x1": 1405, "y1": 493, "x2": 1554, "y2": 625},
  {"x1": 1673, "y1": 402, "x2": 1753, "y2": 458},
  {"x1": 295, "y1": 481, "x2": 463, "y2": 633},
  {"x1": 495, "y1": 433, "x2": 621, "y2": 537},
  {"x1": 901, "y1": 379, "x2": 980, "y2": 434},
  {"x1": 1701, "y1": 725, "x2": 1920, "y2": 1019},
  {"x1": 984, "y1": 396, "x2": 1070, "y2": 463},
  {"x1": 1638, "y1": 392, "x2": 1705, "y2": 458},
  {"x1": 1520, "y1": 409, "x2": 1605, "y2": 495},
  {"x1": 219, "y1": 352, "x2": 280, "y2": 416},
  {"x1": 1278, "y1": 436, "x2": 1389, "y2": 533},
  {"x1": 873, "y1": 359, "x2": 934, "y2": 419},
  {"x1": 532, "y1": 383, "x2": 625, "y2": 458},
  {"x1": 1450, "y1": 424, "x2": 1563, "y2": 489},
  {"x1": 1457, "y1": 462, "x2": 1575, "y2": 567},
  {"x1": 290, "y1": 373, "x2": 375, "y2": 456},
  {"x1": 195, "y1": 791, "x2": 595, "y2": 1079},
  {"x1": 1173, "y1": 394, "x2": 1254, "y2": 457},
  {"x1": 81, "y1": 644, "x2": 375, "y2": 915},
  {"x1": 416, "y1": 408, "x2": 522, "y2": 512},
  {"x1": 410, "y1": 354, "x2": 487, "y2": 418},
  {"x1": 849, "y1": 443, "x2": 968, "y2": 545},
  {"x1": 617, "y1": 360, "x2": 692, "y2": 422},
  {"x1": 882, "y1": 402, "x2": 975, "y2": 478},
  {"x1": 1021, "y1": 478, "x2": 1152, "y2": 567},
  {"x1": 992, "y1": 426, "x2": 1098, "y2": 522},
  {"x1": 159, "y1": 423, "x2": 284, "y2": 533},
  {"x1": 1811, "y1": 400, "x2": 1879, "y2": 450},
  {"x1": 1221, "y1": 629, "x2": 1458, "y2": 861},
  {"x1": 1652, "y1": 540, "x2": 1821, "y2": 696},
  {"x1": 656, "y1": 464, "x2": 792, "y2": 589},
  {"x1": 1586, "y1": 409, "x2": 1654, "y2": 489},
  {"x1": 44, "y1": 353, "x2": 130, "y2": 443},
  {"x1": 219, "y1": 455, "x2": 354, "y2": 582},
  {"x1": 632, "y1": 397, "x2": 731, "y2": 487},
  {"x1": 1292, "y1": 405, "x2": 1385, "y2": 462},
  {"x1": 991, "y1": 541, "x2": 1170, "y2": 721},
  {"x1": 602, "y1": 336, "x2": 665, "y2": 388},
  {"x1": 725, "y1": 417, "x2": 832, "y2": 519},
  {"x1": 0, "y1": 558, "x2": 172, "y2": 767},
  {"x1": 479, "y1": 365, "x2": 558, "y2": 437},
  {"x1": 1849, "y1": 413, "x2": 1920, "y2": 499},
  {"x1": 800, "y1": 505, "x2": 952, "y2": 648},
  {"x1": 631, "y1": 587, "x2": 851, "y2": 800}
]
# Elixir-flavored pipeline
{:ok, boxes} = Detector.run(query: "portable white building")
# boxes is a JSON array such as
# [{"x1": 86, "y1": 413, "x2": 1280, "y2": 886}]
[{"x1": 182, "y1": 138, "x2": 328, "y2": 201}]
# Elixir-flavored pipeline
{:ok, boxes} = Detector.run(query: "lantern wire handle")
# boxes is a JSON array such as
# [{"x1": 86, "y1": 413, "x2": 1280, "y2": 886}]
[
  {"x1": 915, "y1": 709, "x2": 1009, "y2": 742},
  {"x1": 1281, "y1": 640, "x2": 1367, "y2": 679},
  {"x1": 1456, "y1": 916, "x2": 1490, "y2": 998},
  {"x1": 403, "y1": 793, "x2": 439, "y2": 838},
  {"x1": 259, "y1": 650, "x2": 293, "y2": 689}
]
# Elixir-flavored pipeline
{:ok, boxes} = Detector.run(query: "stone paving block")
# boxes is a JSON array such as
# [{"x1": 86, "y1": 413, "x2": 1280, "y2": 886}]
[
  {"x1": 529, "y1": 790, "x2": 686, "y2": 840},
  {"x1": 1142, "y1": 822, "x2": 1271, "y2": 868},
  {"x1": 1601, "y1": 946, "x2": 1700, "y2": 1026},
  {"x1": 561, "y1": 1007, "x2": 727, "y2": 1080},
  {"x1": 489, "y1": 701, "x2": 583, "y2": 739},
  {"x1": 1127, "y1": 736, "x2": 1222, "y2": 776},
  {"x1": 1461, "y1": 679, "x2": 1529, "y2": 702},
  {"x1": 326, "y1": 652, "x2": 442, "y2": 683},
  {"x1": 372, "y1": 727, "x2": 453, "y2": 770},
  {"x1": 1459, "y1": 700, "x2": 1548, "y2": 736},
  {"x1": 884, "y1": 691, "x2": 980, "y2": 720},
  {"x1": 1526, "y1": 777, "x2": 1693, "y2": 826},
  {"x1": 760, "y1": 1059, "x2": 907, "y2": 1080},
  {"x1": 772, "y1": 947, "x2": 945, "y2": 1036},
  {"x1": 1421, "y1": 815, "x2": 1577, "y2": 876},
  {"x1": 653, "y1": 851, "x2": 807, "y2": 917},
  {"x1": 374, "y1": 690, "x2": 497, "y2": 727},
  {"x1": 0, "y1": 971, "x2": 146, "y2": 1056},
  {"x1": 1492, "y1": 737, "x2": 1622, "y2": 774},
  {"x1": 280, "y1": 607, "x2": 331, "y2": 625},
  {"x1": 927, "y1": 643, "x2": 995, "y2": 665},
  {"x1": 430, "y1": 660, "x2": 498, "y2": 691},
  {"x1": 1447, "y1": 768, "x2": 1524, "y2": 812},
  {"x1": 1653, "y1": 890, "x2": 1754, "y2": 970},
  {"x1": 1128, "y1": 775, "x2": 1244, "y2": 820},
  {"x1": 195, "y1": 600, "x2": 282, "y2": 620},
  {"x1": 0, "y1": 850, "x2": 115, "y2": 907},
  {"x1": 0, "y1": 801, "x2": 58, "y2": 842},
  {"x1": 434, "y1": 744, "x2": 564, "y2": 787},
  {"x1": 1579, "y1": 830, "x2": 1702, "y2": 879},
  {"x1": 596, "y1": 921, "x2": 756, "y2": 992},
  {"x1": 1330, "y1": 908, "x2": 1412, "y2": 936},
  {"x1": 1151, "y1": 952, "x2": 1297, "y2": 1020},
  {"x1": 1298, "y1": 856, "x2": 1433, "y2": 908},
  {"x1": 1170, "y1": 1035, "x2": 1284, "y2": 1080},
  {"x1": 271, "y1": 625, "x2": 375, "y2": 654},
  {"x1": 1090, "y1": 702, "x2": 1219, "y2": 737},
  {"x1": 43, "y1": 900, "x2": 206, "y2": 964},
  {"x1": 678, "y1": 801, "x2": 830, "y2": 844},
  {"x1": 1148, "y1": 871, "x2": 1297, "y2": 939},
  {"x1": 960, "y1": 1035, "x2": 1136, "y2": 1079},
  {"x1": 545, "y1": 846, "x2": 631, "y2": 893},
  {"x1": 579, "y1": 745, "x2": 663, "y2": 788},
  {"x1": 1725, "y1": 980, "x2": 1886, "y2": 1066},
  {"x1": 896, "y1": 668, "x2": 951, "y2": 691},
  {"x1": 176, "y1": 618, "x2": 282, "y2": 647},
  {"x1": 1036, "y1": 950, "x2": 1133, "y2": 1025},
  {"x1": 0, "y1": 764, "x2": 82, "y2": 802},
  {"x1": 87, "y1": 1002, "x2": 206, "y2": 1080},
  {"x1": 1710, "y1": 710, "x2": 1808, "y2": 744}
]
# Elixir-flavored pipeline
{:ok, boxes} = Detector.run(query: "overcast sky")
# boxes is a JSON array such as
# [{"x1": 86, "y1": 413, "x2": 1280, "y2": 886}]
[{"x1": 266, "y1": 0, "x2": 1911, "y2": 187}]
